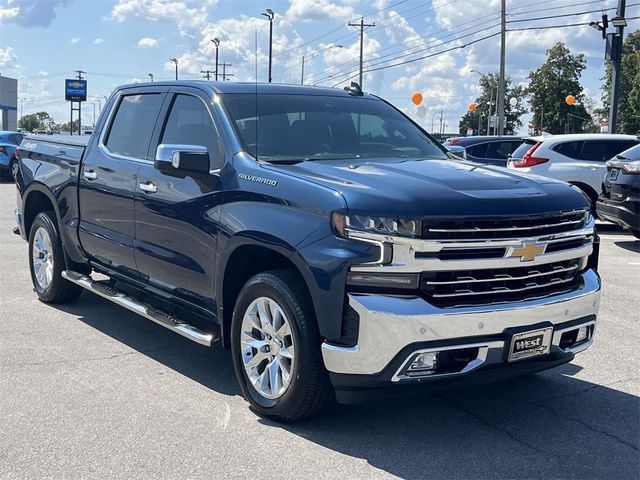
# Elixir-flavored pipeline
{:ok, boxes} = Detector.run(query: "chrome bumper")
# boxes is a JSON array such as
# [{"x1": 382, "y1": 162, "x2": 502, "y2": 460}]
[{"x1": 322, "y1": 269, "x2": 601, "y2": 377}]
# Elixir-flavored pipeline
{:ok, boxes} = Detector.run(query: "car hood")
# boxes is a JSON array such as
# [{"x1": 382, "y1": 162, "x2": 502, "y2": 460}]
[{"x1": 264, "y1": 157, "x2": 590, "y2": 217}]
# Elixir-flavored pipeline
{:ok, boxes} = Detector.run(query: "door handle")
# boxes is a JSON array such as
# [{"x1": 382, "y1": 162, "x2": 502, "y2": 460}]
[
  {"x1": 139, "y1": 181, "x2": 158, "y2": 193},
  {"x1": 83, "y1": 170, "x2": 98, "y2": 180}
]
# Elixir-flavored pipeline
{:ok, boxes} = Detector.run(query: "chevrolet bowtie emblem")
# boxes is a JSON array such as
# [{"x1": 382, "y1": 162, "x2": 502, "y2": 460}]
[{"x1": 507, "y1": 240, "x2": 547, "y2": 262}]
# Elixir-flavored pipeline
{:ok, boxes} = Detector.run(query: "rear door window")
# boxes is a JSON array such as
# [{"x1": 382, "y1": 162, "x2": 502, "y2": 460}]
[
  {"x1": 105, "y1": 93, "x2": 164, "y2": 160},
  {"x1": 553, "y1": 141, "x2": 583, "y2": 159},
  {"x1": 466, "y1": 143, "x2": 488, "y2": 158},
  {"x1": 485, "y1": 141, "x2": 514, "y2": 159},
  {"x1": 579, "y1": 140, "x2": 638, "y2": 162}
]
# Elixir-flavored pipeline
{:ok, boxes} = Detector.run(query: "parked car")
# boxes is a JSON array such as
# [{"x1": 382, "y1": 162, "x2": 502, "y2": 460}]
[
  {"x1": 0, "y1": 130, "x2": 26, "y2": 179},
  {"x1": 597, "y1": 144, "x2": 640, "y2": 238},
  {"x1": 14, "y1": 81, "x2": 600, "y2": 421},
  {"x1": 508, "y1": 134, "x2": 640, "y2": 210},
  {"x1": 443, "y1": 136, "x2": 523, "y2": 167}
]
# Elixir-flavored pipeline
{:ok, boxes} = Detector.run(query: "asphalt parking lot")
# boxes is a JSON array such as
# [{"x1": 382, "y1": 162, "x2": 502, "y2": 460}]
[{"x1": 0, "y1": 181, "x2": 638, "y2": 480}]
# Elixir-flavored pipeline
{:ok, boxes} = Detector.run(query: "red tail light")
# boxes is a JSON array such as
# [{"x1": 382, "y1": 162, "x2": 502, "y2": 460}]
[
  {"x1": 511, "y1": 142, "x2": 549, "y2": 168},
  {"x1": 448, "y1": 138, "x2": 460, "y2": 145}
]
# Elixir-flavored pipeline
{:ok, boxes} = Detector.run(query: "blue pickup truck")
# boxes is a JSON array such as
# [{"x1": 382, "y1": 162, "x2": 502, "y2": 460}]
[{"x1": 14, "y1": 81, "x2": 601, "y2": 421}]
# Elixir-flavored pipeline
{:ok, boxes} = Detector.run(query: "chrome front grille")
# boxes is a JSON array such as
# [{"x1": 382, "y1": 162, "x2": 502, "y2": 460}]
[
  {"x1": 421, "y1": 259, "x2": 583, "y2": 308},
  {"x1": 422, "y1": 210, "x2": 589, "y2": 240}
]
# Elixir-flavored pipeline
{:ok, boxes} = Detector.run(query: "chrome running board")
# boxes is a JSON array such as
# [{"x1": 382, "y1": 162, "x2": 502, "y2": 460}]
[{"x1": 62, "y1": 270, "x2": 218, "y2": 346}]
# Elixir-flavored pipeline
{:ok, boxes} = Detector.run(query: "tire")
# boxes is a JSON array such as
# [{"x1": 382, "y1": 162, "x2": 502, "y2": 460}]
[
  {"x1": 28, "y1": 211, "x2": 83, "y2": 303},
  {"x1": 231, "y1": 270, "x2": 334, "y2": 422}
]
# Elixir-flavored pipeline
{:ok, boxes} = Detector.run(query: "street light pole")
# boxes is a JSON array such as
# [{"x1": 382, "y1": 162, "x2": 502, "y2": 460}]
[
  {"x1": 609, "y1": 0, "x2": 627, "y2": 133},
  {"x1": 18, "y1": 97, "x2": 25, "y2": 127},
  {"x1": 211, "y1": 38, "x2": 220, "y2": 81},
  {"x1": 170, "y1": 58, "x2": 178, "y2": 80},
  {"x1": 148, "y1": 73, "x2": 154, "y2": 82},
  {"x1": 497, "y1": 0, "x2": 506, "y2": 135},
  {"x1": 470, "y1": 69, "x2": 487, "y2": 135},
  {"x1": 261, "y1": 9, "x2": 275, "y2": 83}
]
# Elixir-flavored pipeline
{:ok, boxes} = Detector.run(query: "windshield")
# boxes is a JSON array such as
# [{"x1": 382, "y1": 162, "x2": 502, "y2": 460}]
[{"x1": 222, "y1": 93, "x2": 446, "y2": 162}]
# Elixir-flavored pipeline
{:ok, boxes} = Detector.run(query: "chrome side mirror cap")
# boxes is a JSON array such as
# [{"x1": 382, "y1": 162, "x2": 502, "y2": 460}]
[{"x1": 155, "y1": 144, "x2": 210, "y2": 174}]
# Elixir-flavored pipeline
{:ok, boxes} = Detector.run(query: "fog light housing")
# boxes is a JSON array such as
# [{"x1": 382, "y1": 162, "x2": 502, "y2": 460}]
[
  {"x1": 408, "y1": 352, "x2": 439, "y2": 372},
  {"x1": 575, "y1": 326, "x2": 589, "y2": 343}
]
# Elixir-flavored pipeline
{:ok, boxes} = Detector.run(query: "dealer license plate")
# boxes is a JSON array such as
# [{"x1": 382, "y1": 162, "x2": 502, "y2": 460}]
[{"x1": 508, "y1": 327, "x2": 553, "y2": 362}]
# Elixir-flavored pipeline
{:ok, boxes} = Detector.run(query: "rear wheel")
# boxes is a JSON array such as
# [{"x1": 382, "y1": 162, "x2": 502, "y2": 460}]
[
  {"x1": 231, "y1": 270, "x2": 334, "y2": 422},
  {"x1": 28, "y1": 212, "x2": 83, "y2": 303}
]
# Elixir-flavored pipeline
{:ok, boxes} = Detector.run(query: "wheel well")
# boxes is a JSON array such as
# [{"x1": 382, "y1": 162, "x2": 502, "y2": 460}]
[
  {"x1": 24, "y1": 191, "x2": 56, "y2": 236},
  {"x1": 568, "y1": 181, "x2": 598, "y2": 204},
  {"x1": 221, "y1": 245, "x2": 307, "y2": 348}
]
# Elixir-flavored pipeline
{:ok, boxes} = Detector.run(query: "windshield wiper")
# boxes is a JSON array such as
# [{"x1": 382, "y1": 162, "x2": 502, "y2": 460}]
[{"x1": 303, "y1": 153, "x2": 361, "y2": 161}]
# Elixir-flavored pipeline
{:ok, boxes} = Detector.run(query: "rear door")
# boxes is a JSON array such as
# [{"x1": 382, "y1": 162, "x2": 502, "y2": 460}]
[
  {"x1": 133, "y1": 88, "x2": 226, "y2": 310},
  {"x1": 78, "y1": 87, "x2": 167, "y2": 272},
  {"x1": 483, "y1": 140, "x2": 518, "y2": 166},
  {"x1": 577, "y1": 140, "x2": 639, "y2": 192}
]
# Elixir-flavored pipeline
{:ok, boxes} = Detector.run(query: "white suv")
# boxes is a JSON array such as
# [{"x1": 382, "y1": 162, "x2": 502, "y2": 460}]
[{"x1": 507, "y1": 134, "x2": 640, "y2": 208}]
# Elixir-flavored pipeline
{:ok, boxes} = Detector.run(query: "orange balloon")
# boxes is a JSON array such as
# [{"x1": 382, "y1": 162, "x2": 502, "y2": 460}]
[
  {"x1": 411, "y1": 92, "x2": 423, "y2": 105},
  {"x1": 565, "y1": 95, "x2": 575, "y2": 106},
  {"x1": 468, "y1": 102, "x2": 477, "y2": 112}
]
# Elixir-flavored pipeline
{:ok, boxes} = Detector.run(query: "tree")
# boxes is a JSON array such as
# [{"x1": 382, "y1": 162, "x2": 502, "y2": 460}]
[
  {"x1": 527, "y1": 43, "x2": 592, "y2": 134},
  {"x1": 601, "y1": 30, "x2": 640, "y2": 134},
  {"x1": 458, "y1": 73, "x2": 527, "y2": 135},
  {"x1": 18, "y1": 111, "x2": 55, "y2": 132}
]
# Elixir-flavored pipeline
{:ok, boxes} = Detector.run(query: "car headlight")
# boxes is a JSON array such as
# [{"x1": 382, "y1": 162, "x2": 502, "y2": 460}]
[
  {"x1": 332, "y1": 212, "x2": 422, "y2": 238},
  {"x1": 622, "y1": 161, "x2": 640, "y2": 174}
]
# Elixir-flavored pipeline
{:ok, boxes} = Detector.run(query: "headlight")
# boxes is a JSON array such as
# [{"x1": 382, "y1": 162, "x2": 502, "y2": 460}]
[
  {"x1": 332, "y1": 212, "x2": 421, "y2": 238},
  {"x1": 622, "y1": 161, "x2": 640, "y2": 174}
]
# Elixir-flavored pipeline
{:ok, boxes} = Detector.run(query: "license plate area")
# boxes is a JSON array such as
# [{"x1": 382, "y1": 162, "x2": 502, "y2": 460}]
[
  {"x1": 609, "y1": 169, "x2": 619, "y2": 181},
  {"x1": 508, "y1": 327, "x2": 553, "y2": 362}
]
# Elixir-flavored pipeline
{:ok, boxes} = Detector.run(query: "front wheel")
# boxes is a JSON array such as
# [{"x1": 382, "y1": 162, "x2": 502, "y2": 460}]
[
  {"x1": 231, "y1": 270, "x2": 334, "y2": 422},
  {"x1": 28, "y1": 212, "x2": 83, "y2": 303},
  {"x1": 9, "y1": 156, "x2": 18, "y2": 180}
]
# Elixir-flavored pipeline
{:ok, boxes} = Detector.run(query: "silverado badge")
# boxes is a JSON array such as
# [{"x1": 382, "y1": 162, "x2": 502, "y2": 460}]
[{"x1": 506, "y1": 240, "x2": 547, "y2": 262}]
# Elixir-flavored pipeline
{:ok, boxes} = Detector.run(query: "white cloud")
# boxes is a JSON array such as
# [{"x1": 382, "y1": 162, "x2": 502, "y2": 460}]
[
  {"x1": 94, "y1": 37, "x2": 104, "y2": 44},
  {"x1": 137, "y1": 37, "x2": 159, "y2": 48},
  {"x1": 71, "y1": 37, "x2": 80, "y2": 44},
  {"x1": 38, "y1": 71, "x2": 48, "y2": 77},
  {"x1": 286, "y1": 0, "x2": 355, "y2": 22},
  {"x1": 0, "y1": 0, "x2": 72, "y2": 27},
  {"x1": 111, "y1": 0, "x2": 214, "y2": 36},
  {"x1": 0, "y1": 46, "x2": 17, "y2": 67}
]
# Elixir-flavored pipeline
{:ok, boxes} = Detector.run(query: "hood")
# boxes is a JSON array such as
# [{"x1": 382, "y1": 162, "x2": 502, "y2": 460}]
[{"x1": 263, "y1": 158, "x2": 590, "y2": 217}]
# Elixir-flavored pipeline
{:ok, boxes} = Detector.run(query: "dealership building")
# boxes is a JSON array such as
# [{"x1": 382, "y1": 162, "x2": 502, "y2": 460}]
[{"x1": 0, "y1": 75, "x2": 18, "y2": 131}]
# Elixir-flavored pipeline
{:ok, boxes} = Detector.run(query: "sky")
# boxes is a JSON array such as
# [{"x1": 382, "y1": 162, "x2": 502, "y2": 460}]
[{"x1": 1, "y1": 0, "x2": 638, "y2": 133}]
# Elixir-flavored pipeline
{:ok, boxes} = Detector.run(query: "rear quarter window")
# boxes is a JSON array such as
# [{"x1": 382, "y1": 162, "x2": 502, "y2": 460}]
[{"x1": 511, "y1": 141, "x2": 535, "y2": 159}]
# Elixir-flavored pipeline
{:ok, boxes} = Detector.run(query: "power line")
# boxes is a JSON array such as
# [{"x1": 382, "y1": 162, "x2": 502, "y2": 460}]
[
  {"x1": 507, "y1": 16, "x2": 639, "y2": 31},
  {"x1": 507, "y1": 4, "x2": 639, "y2": 23},
  {"x1": 509, "y1": 0, "x2": 605, "y2": 15}
]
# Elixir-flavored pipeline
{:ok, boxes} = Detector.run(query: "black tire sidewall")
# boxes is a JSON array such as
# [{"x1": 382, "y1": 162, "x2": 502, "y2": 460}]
[
  {"x1": 28, "y1": 212, "x2": 66, "y2": 302},
  {"x1": 231, "y1": 273, "x2": 315, "y2": 418}
]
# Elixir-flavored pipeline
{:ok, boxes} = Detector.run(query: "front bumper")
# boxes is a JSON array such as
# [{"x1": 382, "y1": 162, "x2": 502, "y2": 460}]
[
  {"x1": 322, "y1": 269, "x2": 600, "y2": 393},
  {"x1": 596, "y1": 198, "x2": 640, "y2": 231}
]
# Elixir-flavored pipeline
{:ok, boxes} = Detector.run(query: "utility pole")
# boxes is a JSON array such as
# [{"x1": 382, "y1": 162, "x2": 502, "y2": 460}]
[
  {"x1": 201, "y1": 69, "x2": 215, "y2": 80},
  {"x1": 497, "y1": 0, "x2": 506, "y2": 136},
  {"x1": 220, "y1": 63, "x2": 233, "y2": 81},
  {"x1": 439, "y1": 110, "x2": 443, "y2": 138},
  {"x1": 608, "y1": 0, "x2": 627, "y2": 133},
  {"x1": 211, "y1": 38, "x2": 220, "y2": 81},
  {"x1": 349, "y1": 17, "x2": 375, "y2": 89},
  {"x1": 262, "y1": 9, "x2": 275, "y2": 83}
]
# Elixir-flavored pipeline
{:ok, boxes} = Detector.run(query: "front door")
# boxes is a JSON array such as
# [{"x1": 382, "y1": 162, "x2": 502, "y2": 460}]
[
  {"x1": 78, "y1": 89, "x2": 166, "y2": 272},
  {"x1": 133, "y1": 90, "x2": 226, "y2": 310}
]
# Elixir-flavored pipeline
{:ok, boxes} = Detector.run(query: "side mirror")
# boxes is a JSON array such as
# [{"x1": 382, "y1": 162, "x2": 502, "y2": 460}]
[
  {"x1": 447, "y1": 145, "x2": 467, "y2": 159},
  {"x1": 155, "y1": 144, "x2": 210, "y2": 174}
]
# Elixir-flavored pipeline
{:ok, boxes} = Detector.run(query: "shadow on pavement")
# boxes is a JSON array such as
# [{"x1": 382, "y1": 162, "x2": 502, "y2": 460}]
[
  {"x1": 53, "y1": 293, "x2": 639, "y2": 480},
  {"x1": 615, "y1": 240, "x2": 640, "y2": 254},
  {"x1": 52, "y1": 293, "x2": 240, "y2": 397}
]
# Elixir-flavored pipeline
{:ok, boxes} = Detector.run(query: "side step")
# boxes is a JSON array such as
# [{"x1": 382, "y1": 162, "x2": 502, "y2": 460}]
[{"x1": 62, "y1": 270, "x2": 219, "y2": 347}]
